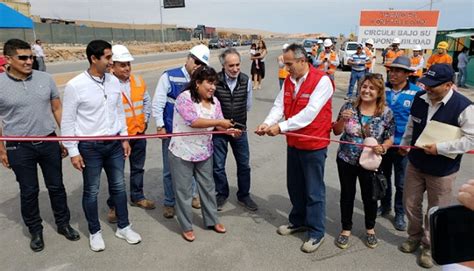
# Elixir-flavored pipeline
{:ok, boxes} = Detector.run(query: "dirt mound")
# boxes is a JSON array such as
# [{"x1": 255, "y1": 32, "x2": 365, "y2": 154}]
[{"x1": 44, "y1": 40, "x2": 207, "y2": 63}]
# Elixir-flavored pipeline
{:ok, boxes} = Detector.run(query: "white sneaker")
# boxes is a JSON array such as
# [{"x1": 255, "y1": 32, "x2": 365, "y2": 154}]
[
  {"x1": 89, "y1": 230, "x2": 105, "y2": 252},
  {"x1": 115, "y1": 225, "x2": 142, "y2": 244}
]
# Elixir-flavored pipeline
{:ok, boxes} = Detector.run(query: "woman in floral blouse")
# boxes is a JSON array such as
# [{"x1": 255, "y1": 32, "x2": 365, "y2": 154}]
[
  {"x1": 332, "y1": 73, "x2": 395, "y2": 249},
  {"x1": 168, "y1": 66, "x2": 237, "y2": 242}
]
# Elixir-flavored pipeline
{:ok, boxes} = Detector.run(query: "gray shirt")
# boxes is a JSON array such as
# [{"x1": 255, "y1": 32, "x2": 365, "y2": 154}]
[{"x1": 0, "y1": 70, "x2": 59, "y2": 136}]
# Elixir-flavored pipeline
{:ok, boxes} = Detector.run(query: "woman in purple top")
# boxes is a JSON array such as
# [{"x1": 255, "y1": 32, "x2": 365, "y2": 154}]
[{"x1": 168, "y1": 66, "x2": 238, "y2": 242}]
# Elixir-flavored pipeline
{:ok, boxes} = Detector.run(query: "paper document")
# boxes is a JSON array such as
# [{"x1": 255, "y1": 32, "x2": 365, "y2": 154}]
[{"x1": 415, "y1": 120, "x2": 462, "y2": 159}]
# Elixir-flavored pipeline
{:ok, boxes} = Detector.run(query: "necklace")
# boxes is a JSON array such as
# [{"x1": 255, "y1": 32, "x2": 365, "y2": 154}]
[{"x1": 85, "y1": 70, "x2": 107, "y2": 100}]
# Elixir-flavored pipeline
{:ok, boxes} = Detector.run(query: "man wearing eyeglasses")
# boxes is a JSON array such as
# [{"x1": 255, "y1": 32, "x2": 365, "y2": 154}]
[
  {"x1": 0, "y1": 39, "x2": 80, "y2": 252},
  {"x1": 152, "y1": 44, "x2": 210, "y2": 219},
  {"x1": 256, "y1": 43, "x2": 334, "y2": 253}
]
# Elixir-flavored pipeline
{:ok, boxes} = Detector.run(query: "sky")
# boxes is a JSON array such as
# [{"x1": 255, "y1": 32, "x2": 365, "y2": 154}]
[{"x1": 30, "y1": 0, "x2": 474, "y2": 35}]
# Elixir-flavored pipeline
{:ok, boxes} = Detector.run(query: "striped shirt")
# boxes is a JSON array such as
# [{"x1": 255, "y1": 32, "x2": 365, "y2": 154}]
[{"x1": 348, "y1": 52, "x2": 369, "y2": 71}]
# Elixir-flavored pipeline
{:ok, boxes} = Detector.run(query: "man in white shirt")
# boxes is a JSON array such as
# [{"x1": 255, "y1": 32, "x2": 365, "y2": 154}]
[
  {"x1": 399, "y1": 64, "x2": 474, "y2": 268},
  {"x1": 31, "y1": 39, "x2": 46, "y2": 72},
  {"x1": 256, "y1": 44, "x2": 334, "y2": 253},
  {"x1": 151, "y1": 45, "x2": 210, "y2": 218},
  {"x1": 61, "y1": 40, "x2": 141, "y2": 252}
]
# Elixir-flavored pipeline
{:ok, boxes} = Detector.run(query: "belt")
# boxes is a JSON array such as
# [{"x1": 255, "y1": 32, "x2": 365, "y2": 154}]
[{"x1": 9, "y1": 132, "x2": 56, "y2": 145}]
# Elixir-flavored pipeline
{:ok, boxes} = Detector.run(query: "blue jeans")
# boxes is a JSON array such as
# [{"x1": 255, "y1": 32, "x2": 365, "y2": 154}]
[
  {"x1": 108, "y1": 138, "x2": 147, "y2": 207},
  {"x1": 7, "y1": 140, "x2": 70, "y2": 234},
  {"x1": 347, "y1": 70, "x2": 366, "y2": 98},
  {"x1": 380, "y1": 148, "x2": 408, "y2": 216},
  {"x1": 287, "y1": 146, "x2": 327, "y2": 240},
  {"x1": 213, "y1": 133, "x2": 251, "y2": 200},
  {"x1": 79, "y1": 140, "x2": 129, "y2": 234},
  {"x1": 458, "y1": 66, "x2": 467, "y2": 86},
  {"x1": 161, "y1": 138, "x2": 196, "y2": 207}
]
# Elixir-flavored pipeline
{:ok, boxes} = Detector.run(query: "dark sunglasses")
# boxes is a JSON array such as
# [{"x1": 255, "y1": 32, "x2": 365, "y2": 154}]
[
  {"x1": 15, "y1": 55, "x2": 34, "y2": 61},
  {"x1": 191, "y1": 55, "x2": 205, "y2": 66}
]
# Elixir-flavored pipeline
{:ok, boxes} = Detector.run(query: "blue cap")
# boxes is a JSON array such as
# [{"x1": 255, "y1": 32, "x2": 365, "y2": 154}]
[{"x1": 418, "y1": 64, "x2": 455, "y2": 87}]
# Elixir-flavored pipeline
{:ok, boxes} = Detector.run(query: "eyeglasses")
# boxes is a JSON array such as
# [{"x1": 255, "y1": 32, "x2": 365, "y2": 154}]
[
  {"x1": 15, "y1": 55, "x2": 34, "y2": 61},
  {"x1": 190, "y1": 55, "x2": 205, "y2": 66}
]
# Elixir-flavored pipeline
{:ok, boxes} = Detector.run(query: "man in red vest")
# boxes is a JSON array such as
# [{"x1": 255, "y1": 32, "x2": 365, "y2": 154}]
[
  {"x1": 107, "y1": 45, "x2": 155, "y2": 223},
  {"x1": 256, "y1": 43, "x2": 334, "y2": 253}
]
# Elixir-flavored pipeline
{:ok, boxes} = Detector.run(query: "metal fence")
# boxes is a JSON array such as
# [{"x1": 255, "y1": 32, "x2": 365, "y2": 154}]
[{"x1": 0, "y1": 23, "x2": 192, "y2": 44}]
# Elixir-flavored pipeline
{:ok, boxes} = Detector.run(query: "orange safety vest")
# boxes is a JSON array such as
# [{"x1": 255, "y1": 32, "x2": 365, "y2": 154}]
[
  {"x1": 385, "y1": 49, "x2": 405, "y2": 70},
  {"x1": 122, "y1": 74, "x2": 147, "y2": 135},
  {"x1": 278, "y1": 66, "x2": 289, "y2": 79},
  {"x1": 317, "y1": 51, "x2": 338, "y2": 75},
  {"x1": 410, "y1": 55, "x2": 423, "y2": 77},
  {"x1": 426, "y1": 53, "x2": 452, "y2": 69},
  {"x1": 364, "y1": 47, "x2": 374, "y2": 70}
]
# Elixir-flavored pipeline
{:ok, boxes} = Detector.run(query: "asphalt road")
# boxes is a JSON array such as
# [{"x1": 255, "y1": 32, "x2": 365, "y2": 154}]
[{"x1": 0, "y1": 45, "x2": 472, "y2": 270}]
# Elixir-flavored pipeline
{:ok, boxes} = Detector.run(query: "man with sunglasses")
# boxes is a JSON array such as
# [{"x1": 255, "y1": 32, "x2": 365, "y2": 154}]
[
  {"x1": 399, "y1": 64, "x2": 473, "y2": 268},
  {"x1": 0, "y1": 39, "x2": 80, "y2": 252},
  {"x1": 152, "y1": 44, "x2": 210, "y2": 218}
]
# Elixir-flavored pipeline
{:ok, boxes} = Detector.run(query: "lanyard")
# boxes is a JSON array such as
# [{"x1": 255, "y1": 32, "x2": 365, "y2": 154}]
[{"x1": 85, "y1": 70, "x2": 107, "y2": 100}]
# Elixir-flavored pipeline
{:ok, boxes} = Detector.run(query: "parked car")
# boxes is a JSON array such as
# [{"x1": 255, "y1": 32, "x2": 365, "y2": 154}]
[
  {"x1": 225, "y1": 39, "x2": 233, "y2": 47},
  {"x1": 242, "y1": 40, "x2": 252, "y2": 46},
  {"x1": 338, "y1": 41, "x2": 360, "y2": 71},
  {"x1": 232, "y1": 40, "x2": 241, "y2": 46},
  {"x1": 302, "y1": 38, "x2": 319, "y2": 56},
  {"x1": 209, "y1": 38, "x2": 220, "y2": 49}
]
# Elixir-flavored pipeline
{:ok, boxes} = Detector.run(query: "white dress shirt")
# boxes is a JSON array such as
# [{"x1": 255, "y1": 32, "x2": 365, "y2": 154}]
[
  {"x1": 263, "y1": 71, "x2": 333, "y2": 132},
  {"x1": 152, "y1": 66, "x2": 190, "y2": 128},
  {"x1": 118, "y1": 75, "x2": 152, "y2": 122},
  {"x1": 401, "y1": 89, "x2": 474, "y2": 156},
  {"x1": 61, "y1": 72, "x2": 128, "y2": 157}
]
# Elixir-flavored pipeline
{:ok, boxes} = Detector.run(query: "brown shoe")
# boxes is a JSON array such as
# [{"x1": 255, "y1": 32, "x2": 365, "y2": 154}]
[
  {"x1": 131, "y1": 199, "x2": 156, "y2": 210},
  {"x1": 399, "y1": 238, "x2": 421, "y2": 253},
  {"x1": 163, "y1": 206, "x2": 175, "y2": 219},
  {"x1": 192, "y1": 196, "x2": 201, "y2": 209},
  {"x1": 108, "y1": 208, "x2": 117, "y2": 224},
  {"x1": 419, "y1": 246, "x2": 434, "y2": 268}
]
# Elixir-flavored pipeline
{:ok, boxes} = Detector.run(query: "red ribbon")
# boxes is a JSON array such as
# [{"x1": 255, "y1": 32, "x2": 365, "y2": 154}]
[{"x1": 1, "y1": 130, "x2": 473, "y2": 154}]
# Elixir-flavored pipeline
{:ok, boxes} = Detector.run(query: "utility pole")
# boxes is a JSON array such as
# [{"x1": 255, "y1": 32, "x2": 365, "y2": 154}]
[
  {"x1": 159, "y1": 0, "x2": 165, "y2": 43},
  {"x1": 429, "y1": 0, "x2": 433, "y2": 10}
]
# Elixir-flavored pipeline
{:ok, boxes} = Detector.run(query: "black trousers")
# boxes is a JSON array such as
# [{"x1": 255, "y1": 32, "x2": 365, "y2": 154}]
[
  {"x1": 336, "y1": 158, "x2": 377, "y2": 231},
  {"x1": 7, "y1": 141, "x2": 70, "y2": 234}
]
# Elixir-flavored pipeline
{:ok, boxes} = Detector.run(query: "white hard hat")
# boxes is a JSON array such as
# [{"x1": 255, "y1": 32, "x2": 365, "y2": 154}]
[
  {"x1": 189, "y1": 44, "x2": 210, "y2": 66},
  {"x1": 323, "y1": 39, "x2": 332, "y2": 47},
  {"x1": 365, "y1": 38, "x2": 374, "y2": 45},
  {"x1": 317, "y1": 39, "x2": 323, "y2": 44},
  {"x1": 392, "y1": 38, "x2": 401, "y2": 44},
  {"x1": 112, "y1": 44, "x2": 134, "y2": 62},
  {"x1": 282, "y1": 43, "x2": 289, "y2": 50},
  {"x1": 413, "y1": 45, "x2": 422, "y2": 51}
]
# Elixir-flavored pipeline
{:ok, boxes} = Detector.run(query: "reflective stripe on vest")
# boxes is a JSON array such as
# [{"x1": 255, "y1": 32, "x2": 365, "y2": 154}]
[
  {"x1": 122, "y1": 74, "x2": 146, "y2": 135},
  {"x1": 283, "y1": 65, "x2": 334, "y2": 150},
  {"x1": 365, "y1": 48, "x2": 373, "y2": 69},
  {"x1": 317, "y1": 51, "x2": 337, "y2": 75},
  {"x1": 410, "y1": 56, "x2": 423, "y2": 77},
  {"x1": 385, "y1": 50, "x2": 405, "y2": 69}
]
